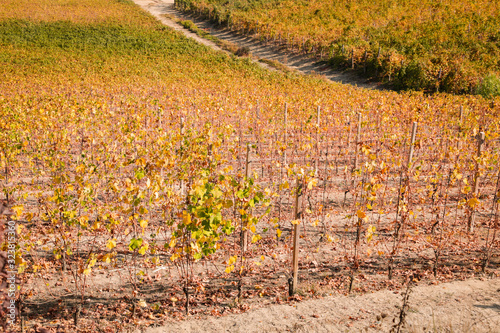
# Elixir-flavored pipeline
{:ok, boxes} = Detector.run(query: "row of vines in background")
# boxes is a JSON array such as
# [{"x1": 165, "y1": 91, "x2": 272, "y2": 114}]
[
  {"x1": 2, "y1": 85, "x2": 499, "y2": 324},
  {"x1": 174, "y1": 0, "x2": 500, "y2": 96}
]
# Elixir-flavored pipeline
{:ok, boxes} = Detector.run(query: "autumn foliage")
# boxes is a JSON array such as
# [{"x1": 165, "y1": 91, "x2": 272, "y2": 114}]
[
  {"x1": 0, "y1": 0, "x2": 499, "y2": 331},
  {"x1": 175, "y1": 0, "x2": 500, "y2": 95}
]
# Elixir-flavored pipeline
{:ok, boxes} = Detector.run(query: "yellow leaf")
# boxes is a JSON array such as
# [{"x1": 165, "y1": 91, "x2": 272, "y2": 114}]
[
  {"x1": 76, "y1": 164, "x2": 85, "y2": 173},
  {"x1": 169, "y1": 238, "x2": 176, "y2": 248},
  {"x1": 138, "y1": 244, "x2": 148, "y2": 255},
  {"x1": 467, "y1": 197, "x2": 480, "y2": 208},
  {"x1": 356, "y1": 210, "x2": 366, "y2": 219},
  {"x1": 106, "y1": 238, "x2": 116, "y2": 250},
  {"x1": 25, "y1": 212, "x2": 34, "y2": 222},
  {"x1": 139, "y1": 219, "x2": 148, "y2": 229},
  {"x1": 227, "y1": 255, "x2": 237, "y2": 265},
  {"x1": 250, "y1": 225, "x2": 256, "y2": 233},
  {"x1": 136, "y1": 158, "x2": 146, "y2": 167},
  {"x1": 251, "y1": 234, "x2": 262, "y2": 243},
  {"x1": 225, "y1": 265, "x2": 234, "y2": 273},
  {"x1": 12, "y1": 205, "x2": 23, "y2": 218},
  {"x1": 307, "y1": 178, "x2": 318, "y2": 190},
  {"x1": 182, "y1": 211, "x2": 191, "y2": 225},
  {"x1": 88, "y1": 257, "x2": 97, "y2": 267},
  {"x1": 366, "y1": 234, "x2": 373, "y2": 243},
  {"x1": 291, "y1": 219, "x2": 300, "y2": 225},
  {"x1": 83, "y1": 268, "x2": 92, "y2": 276},
  {"x1": 79, "y1": 215, "x2": 89, "y2": 224},
  {"x1": 276, "y1": 229, "x2": 282, "y2": 238}
]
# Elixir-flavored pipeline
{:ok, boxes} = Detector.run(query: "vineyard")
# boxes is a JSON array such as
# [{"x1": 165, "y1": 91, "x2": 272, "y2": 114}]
[
  {"x1": 175, "y1": 0, "x2": 500, "y2": 95},
  {"x1": 0, "y1": 0, "x2": 500, "y2": 332}
]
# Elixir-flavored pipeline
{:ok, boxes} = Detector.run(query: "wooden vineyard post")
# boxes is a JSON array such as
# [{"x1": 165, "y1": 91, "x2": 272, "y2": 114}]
[
  {"x1": 375, "y1": 46, "x2": 381, "y2": 76},
  {"x1": 388, "y1": 121, "x2": 417, "y2": 280},
  {"x1": 180, "y1": 116, "x2": 185, "y2": 135},
  {"x1": 468, "y1": 132, "x2": 485, "y2": 233},
  {"x1": 290, "y1": 177, "x2": 303, "y2": 296},
  {"x1": 245, "y1": 142, "x2": 251, "y2": 180},
  {"x1": 241, "y1": 143, "x2": 251, "y2": 253},
  {"x1": 284, "y1": 103, "x2": 288, "y2": 166},
  {"x1": 315, "y1": 105, "x2": 321, "y2": 176},
  {"x1": 457, "y1": 105, "x2": 463, "y2": 151},
  {"x1": 256, "y1": 104, "x2": 264, "y2": 178},
  {"x1": 454, "y1": 106, "x2": 464, "y2": 225},
  {"x1": 353, "y1": 113, "x2": 362, "y2": 172},
  {"x1": 255, "y1": 103, "x2": 259, "y2": 154},
  {"x1": 407, "y1": 122, "x2": 418, "y2": 167},
  {"x1": 343, "y1": 115, "x2": 352, "y2": 207},
  {"x1": 238, "y1": 118, "x2": 243, "y2": 171},
  {"x1": 180, "y1": 117, "x2": 186, "y2": 196},
  {"x1": 363, "y1": 50, "x2": 368, "y2": 73}
]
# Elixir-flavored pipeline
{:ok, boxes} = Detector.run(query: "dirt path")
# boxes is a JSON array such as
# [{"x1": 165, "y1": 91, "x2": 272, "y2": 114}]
[
  {"x1": 138, "y1": 278, "x2": 499, "y2": 333},
  {"x1": 133, "y1": 0, "x2": 218, "y2": 48},
  {"x1": 132, "y1": 0, "x2": 381, "y2": 90}
]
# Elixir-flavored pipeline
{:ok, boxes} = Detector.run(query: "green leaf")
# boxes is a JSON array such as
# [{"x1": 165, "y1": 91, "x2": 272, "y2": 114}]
[
  {"x1": 135, "y1": 168, "x2": 145, "y2": 180},
  {"x1": 129, "y1": 238, "x2": 143, "y2": 251}
]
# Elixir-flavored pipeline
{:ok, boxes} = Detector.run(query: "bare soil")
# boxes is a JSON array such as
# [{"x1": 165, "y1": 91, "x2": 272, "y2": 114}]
[{"x1": 140, "y1": 278, "x2": 500, "y2": 333}]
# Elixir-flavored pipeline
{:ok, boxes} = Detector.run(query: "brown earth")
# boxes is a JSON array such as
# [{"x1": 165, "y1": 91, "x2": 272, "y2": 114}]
[{"x1": 138, "y1": 278, "x2": 500, "y2": 333}]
